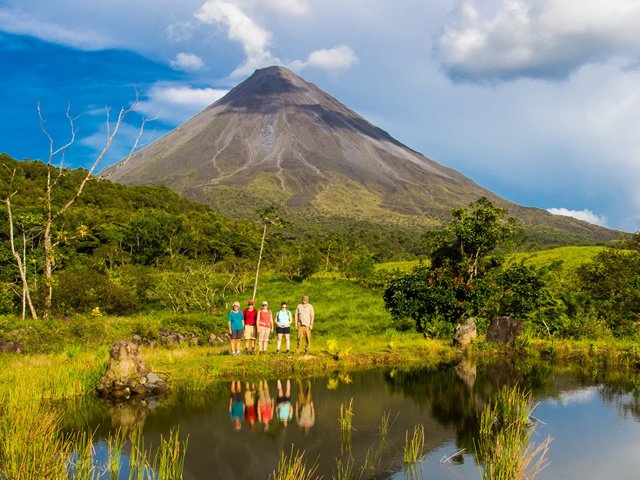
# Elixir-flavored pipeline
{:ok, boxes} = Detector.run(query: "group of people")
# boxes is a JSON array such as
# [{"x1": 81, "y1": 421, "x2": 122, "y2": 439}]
[
  {"x1": 227, "y1": 295, "x2": 315, "y2": 356},
  {"x1": 229, "y1": 379, "x2": 315, "y2": 432}
]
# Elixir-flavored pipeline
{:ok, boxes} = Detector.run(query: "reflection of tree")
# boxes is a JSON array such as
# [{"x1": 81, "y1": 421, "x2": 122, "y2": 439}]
[
  {"x1": 384, "y1": 364, "x2": 482, "y2": 452},
  {"x1": 600, "y1": 384, "x2": 640, "y2": 423},
  {"x1": 384, "y1": 360, "x2": 555, "y2": 453}
]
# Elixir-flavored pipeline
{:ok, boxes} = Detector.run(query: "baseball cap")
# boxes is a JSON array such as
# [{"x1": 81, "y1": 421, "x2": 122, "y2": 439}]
[{"x1": 248, "y1": 300, "x2": 254, "y2": 305}]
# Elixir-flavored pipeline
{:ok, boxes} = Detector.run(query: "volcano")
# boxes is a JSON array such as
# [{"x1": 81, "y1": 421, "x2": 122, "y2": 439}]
[{"x1": 102, "y1": 66, "x2": 615, "y2": 245}]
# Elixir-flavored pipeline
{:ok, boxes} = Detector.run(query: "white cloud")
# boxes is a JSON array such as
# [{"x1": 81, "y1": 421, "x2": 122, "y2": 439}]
[
  {"x1": 169, "y1": 52, "x2": 205, "y2": 71},
  {"x1": 262, "y1": 0, "x2": 309, "y2": 16},
  {"x1": 137, "y1": 84, "x2": 229, "y2": 124},
  {"x1": 547, "y1": 208, "x2": 608, "y2": 227},
  {"x1": 195, "y1": 1, "x2": 281, "y2": 77},
  {"x1": 289, "y1": 45, "x2": 358, "y2": 71},
  {"x1": 165, "y1": 21, "x2": 196, "y2": 43},
  {"x1": 437, "y1": 0, "x2": 640, "y2": 82},
  {"x1": 0, "y1": 7, "x2": 111, "y2": 49}
]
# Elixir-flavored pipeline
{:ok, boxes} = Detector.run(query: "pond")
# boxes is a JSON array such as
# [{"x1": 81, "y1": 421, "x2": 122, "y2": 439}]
[{"x1": 63, "y1": 359, "x2": 640, "y2": 479}]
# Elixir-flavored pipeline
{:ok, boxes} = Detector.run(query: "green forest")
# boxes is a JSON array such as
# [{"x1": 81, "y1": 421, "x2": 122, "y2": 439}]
[
  {"x1": 0, "y1": 153, "x2": 384, "y2": 319},
  {"x1": 1, "y1": 153, "x2": 639, "y2": 343}
]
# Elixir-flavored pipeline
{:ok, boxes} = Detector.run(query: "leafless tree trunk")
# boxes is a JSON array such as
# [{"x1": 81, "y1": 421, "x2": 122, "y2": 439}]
[
  {"x1": 252, "y1": 223, "x2": 267, "y2": 301},
  {"x1": 2, "y1": 166, "x2": 37, "y2": 319}
]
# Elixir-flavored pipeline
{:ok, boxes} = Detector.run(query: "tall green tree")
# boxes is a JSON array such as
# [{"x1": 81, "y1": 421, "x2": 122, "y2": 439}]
[{"x1": 384, "y1": 198, "x2": 534, "y2": 334}]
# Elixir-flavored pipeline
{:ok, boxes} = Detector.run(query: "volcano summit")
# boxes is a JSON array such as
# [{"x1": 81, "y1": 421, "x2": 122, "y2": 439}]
[{"x1": 102, "y1": 66, "x2": 614, "y2": 245}]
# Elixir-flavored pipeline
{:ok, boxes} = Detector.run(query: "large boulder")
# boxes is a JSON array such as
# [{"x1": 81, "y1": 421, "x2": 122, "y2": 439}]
[
  {"x1": 107, "y1": 340, "x2": 150, "y2": 378},
  {"x1": 453, "y1": 317, "x2": 477, "y2": 348},
  {"x1": 485, "y1": 316, "x2": 523, "y2": 345},
  {"x1": 97, "y1": 340, "x2": 168, "y2": 399}
]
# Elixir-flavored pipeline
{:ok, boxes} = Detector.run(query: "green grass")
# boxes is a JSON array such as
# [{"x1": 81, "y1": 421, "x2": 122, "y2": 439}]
[{"x1": 515, "y1": 245, "x2": 603, "y2": 270}]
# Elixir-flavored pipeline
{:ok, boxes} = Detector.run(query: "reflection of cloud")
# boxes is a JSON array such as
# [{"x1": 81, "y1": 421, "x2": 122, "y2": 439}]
[
  {"x1": 289, "y1": 46, "x2": 358, "y2": 71},
  {"x1": 547, "y1": 208, "x2": 608, "y2": 227},
  {"x1": 137, "y1": 84, "x2": 228, "y2": 124},
  {"x1": 437, "y1": 0, "x2": 640, "y2": 82},
  {"x1": 169, "y1": 52, "x2": 205, "y2": 71},
  {"x1": 195, "y1": 1, "x2": 281, "y2": 77},
  {"x1": 0, "y1": 8, "x2": 110, "y2": 49},
  {"x1": 547, "y1": 386, "x2": 600, "y2": 406}
]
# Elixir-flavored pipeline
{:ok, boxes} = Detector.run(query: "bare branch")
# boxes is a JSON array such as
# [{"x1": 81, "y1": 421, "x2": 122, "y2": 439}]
[
  {"x1": 98, "y1": 114, "x2": 158, "y2": 180},
  {"x1": 54, "y1": 92, "x2": 151, "y2": 221}
]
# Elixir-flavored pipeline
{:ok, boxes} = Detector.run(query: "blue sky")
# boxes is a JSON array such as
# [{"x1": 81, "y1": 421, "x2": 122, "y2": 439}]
[{"x1": 2, "y1": 0, "x2": 640, "y2": 232}]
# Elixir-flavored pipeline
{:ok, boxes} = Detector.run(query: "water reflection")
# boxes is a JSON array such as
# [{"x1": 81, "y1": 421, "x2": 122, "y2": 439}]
[
  {"x1": 58, "y1": 359, "x2": 640, "y2": 480},
  {"x1": 276, "y1": 379, "x2": 292, "y2": 428},
  {"x1": 296, "y1": 378, "x2": 314, "y2": 433}
]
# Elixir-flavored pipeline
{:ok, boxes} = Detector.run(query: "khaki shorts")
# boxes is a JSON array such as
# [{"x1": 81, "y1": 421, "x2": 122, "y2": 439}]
[
  {"x1": 243, "y1": 324, "x2": 256, "y2": 340},
  {"x1": 258, "y1": 326, "x2": 271, "y2": 343}
]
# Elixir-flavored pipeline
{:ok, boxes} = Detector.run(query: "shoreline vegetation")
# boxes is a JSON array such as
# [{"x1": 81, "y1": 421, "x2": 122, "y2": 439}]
[{"x1": 2, "y1": 313, "x2": 640, "y2": 479}]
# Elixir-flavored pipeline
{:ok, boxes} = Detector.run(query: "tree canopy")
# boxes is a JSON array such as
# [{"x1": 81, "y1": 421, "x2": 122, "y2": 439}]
[{"x1": 384, "y1": 197, "x2": 545, "y2": 335}]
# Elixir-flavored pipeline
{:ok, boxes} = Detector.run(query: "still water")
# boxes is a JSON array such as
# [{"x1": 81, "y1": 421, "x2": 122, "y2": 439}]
[{"x1": 64, "y1": 359, "x2": 640, "y2": 479}]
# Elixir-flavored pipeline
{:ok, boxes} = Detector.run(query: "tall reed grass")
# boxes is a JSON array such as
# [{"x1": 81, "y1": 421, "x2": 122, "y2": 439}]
[
  {"x1": 403, "y1": 424, "x2": 425, "y2": 465},
  {"x1": 269, "y1": 445, "x2": 320, "y2": 480},
  {"x1": 475, "y1": 386, "x2": 552, "y2": 480},
  {"x1": 339, "y1": 398, "x2": 355, "y2": 451}
]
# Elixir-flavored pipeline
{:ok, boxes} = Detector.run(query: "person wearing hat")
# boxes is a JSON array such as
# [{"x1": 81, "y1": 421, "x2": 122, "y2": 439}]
[
  {"x1": 243, "y1": 300, "x2": 258, "y2": 354},
  {"x1": 294, "y1": 295, "x2": 315, "y2": 354},
  {"x1": 228, "y1": 301, "x2": 245, "y2": 356},
  {"x1": 256, "y1": 301, "x2": 273, "y2": 354}
]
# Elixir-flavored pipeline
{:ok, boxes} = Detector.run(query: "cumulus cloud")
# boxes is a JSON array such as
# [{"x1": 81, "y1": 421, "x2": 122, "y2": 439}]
[
  {"x1": 289, "y1": 45, "x2": 358, "y2": 71},
  {"x1": 137, "y1": 83, "x2": 229, "y2": 124},
  {"x1": 547, "y1": 207, "x2": 608, "y2": 227},
  {"x1": 195, "y1": 1, "x2": 281, "y2": 77},
  {"x1": 437, "y1": 0, "x2": 640, "y2": 82},
  {"x1": 0, "y1": 7, "x2": 111, "y2": 50},
  {"x1": 170, "y1": 52, "x2": 205, "y2": 71}
]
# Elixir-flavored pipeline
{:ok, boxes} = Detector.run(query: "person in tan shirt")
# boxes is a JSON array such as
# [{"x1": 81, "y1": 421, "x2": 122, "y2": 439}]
[{"x1": 294, "y1": 295, "x2": 314, "y2": 354}]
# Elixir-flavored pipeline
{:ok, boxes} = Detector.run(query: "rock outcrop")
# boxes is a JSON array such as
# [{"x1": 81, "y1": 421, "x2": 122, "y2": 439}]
[
  {"x1": 0, "y1": 337, "x2": 24, "y2": 354},
  {"x1": 453, "y1": 317, "x2": 477, "y2": 348},
  {"x1": 97, "y1": 340, "x2": 168, "y2": 399},
  {"x1": 485, "y1": 316, "x2": 523, "y2": 345}
]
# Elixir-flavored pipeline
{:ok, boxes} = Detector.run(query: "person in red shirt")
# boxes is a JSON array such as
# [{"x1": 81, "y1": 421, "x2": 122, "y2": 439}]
[{"x1": 243, "y1": 300, "x2": 258, "y2": 354}]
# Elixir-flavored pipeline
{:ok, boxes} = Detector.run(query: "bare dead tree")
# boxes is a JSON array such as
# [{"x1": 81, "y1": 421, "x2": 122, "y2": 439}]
[
  {"x1": 2, "y1": 165, "x2": 37, "y2": 319},
  {"x1": 39, "y1": 94, "x2": 155, "y2": 318}
]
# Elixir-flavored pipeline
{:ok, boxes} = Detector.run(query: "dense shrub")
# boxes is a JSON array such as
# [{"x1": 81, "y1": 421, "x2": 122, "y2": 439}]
[{"x1": 51, "y1": 270, "x2": 142, "y2": 315}]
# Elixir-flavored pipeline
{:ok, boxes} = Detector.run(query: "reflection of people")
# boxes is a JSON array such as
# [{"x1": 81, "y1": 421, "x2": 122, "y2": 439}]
[
  {"x1": 229, "y1": 381, "x2": 243, "y2": 431},
  {"x1": 243, "y1": 300, "x2": 258, "y2": 355},
  {"x1": 256, "y1": 302, "x2": 273, "y2": 354},
  {"x1": 228, "y1": 302, "x2": 245, "y2": 356},
  {"x1": 294, "y1": 296, "x2": 314, "y2": 355},
  {"x1": 296, "y1": 378, "x2": 315, "y2": 433},
  {"x1": 244, "y1": 382, "x2": 257, "y2": 431},
  {"x1": 276, "y1": 379, "x2": 292, "y2": 428},
  {"x1": 275, "y1": 302, "x2": 293, "y2": 354},
  {"x1": 258, "y1": 380, "x2": 274, "y2": 431}
]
